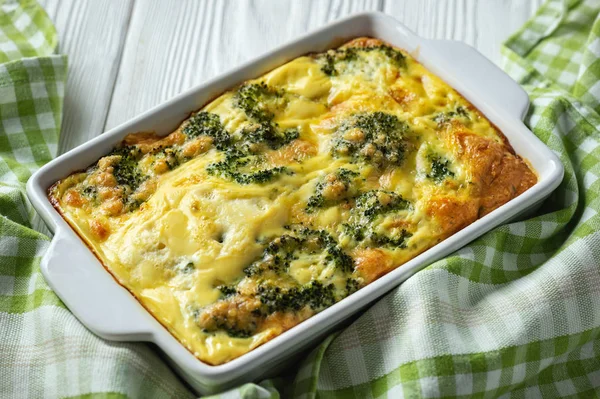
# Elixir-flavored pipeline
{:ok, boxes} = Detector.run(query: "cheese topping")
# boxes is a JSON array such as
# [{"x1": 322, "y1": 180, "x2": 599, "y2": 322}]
[{"x1": 49, "y1": 37, "x2": 537, "y2": 365}]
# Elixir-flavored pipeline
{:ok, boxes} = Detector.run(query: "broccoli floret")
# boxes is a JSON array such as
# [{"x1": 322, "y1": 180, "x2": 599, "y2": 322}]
[
  {"x1": 200, "y1": 315, "x2": 255, "y2": 338},
  {"x1": 342, "y1": 222, "x2": 366, "y2": 241},
  {"x1": 218, "y1": 326, "x2": 254, "y2": 338},
  {"x1": 206, "y1": 148, "x2": 291, "y2": 185},
  {"x1": 325, "y1": 241, "x2": 354, "y2": 273},
  {"x1": 217, "y1": 284, "x2": 237, "y2": 297},
  {"x1": 256, "y1": 285, "x2": 300, "y2": 313},
  {"x1": 239, "y1": 123, "x2": 299, "y2": 151},
  {"x1": 244, "y1": 235, "x2": 303, "y2": 276},
  {"x1": 320, "y1": 52, "x2": 337, "y2": 76},
  {"x1": 109, "y1": 146, "x2": 146, "y2": 191},
  {"x1": 306, "y1": 168, "x2": 359, "y2": 212},
  {"x1": 305, "y1": 193, "x2": 324, "y2": 210},
  {"x1": 368, "y1": 230, "x2": 412, "y2": 249},
  {"x1": 343, "y1": 223, "x2": 412, "y2": 249},
  {"x1": 234, "y1": 82, "x2": 284, "y2": 123},
  {"x1": 297, "y1": 228, "x2": 354, "y2": 273},
  {"x1": 256, "y1": 280, "x2": 337, "y2": 313},
  {"x1": 378, "y1": 45, "x2": 406, "y2": 68},
  {"x1": 229, "y1": 81, "x2": 301, "y2": 169},
  {"x1": 354, "y1": 190, "x2": 410, "y2": 221},
  {"x1": 317, "y1": 48, "x2": 359, "y2": 76},
  {"x1": 195, "y1": 295, "x2": 261, "y2": 338},
  {"x1": 433, "y1": 106, "x2": 470, "y2": 125},
  {"x1": 207, "y1": 158, "x2": 290, "y2": 185},
  {"x1": 182, "y1": 262, "x2": 195, "y2": 273},
  {"x1": 341, "y1": 190, "x2": 412, "y2": 249},
  {"x1": 302, "y1": 281, "x2": 337, "y2": 311},
  {"x1": 234, "y1": 166, "x2": 289, "y2": 184},
  {"x1": 183, "y1": 111, "x2": 230, "y2": 150},
  {"x1": 345, "y1": 278, "x2": 361, "y2": 296},
  {"x1": 317, "y1": 45, "x2": 405, "y2": 76},
  {"x1": 332, "y1": 112, "x2": 408, "y2": 167},
  {"x1": 456, "y1": 106, "x2": 469, "y2": 118},
  {"x1": 245, "y1": 229, "x2": 353, "y2": 276},
  {"x1": 427, "y1": 155, "x2": 455, "y2": 183},
  {"x1": 233, "y1": 83, "x2": 299, "y2": 153},
  {"x1": 154, "y1": 146, "x2": 181, "y2": 170},
  {"x1": 104, "y1": 146, "x2": 149, "y2": 212},
  {"x1": 82, "y1": 185, "x2": 97, "y2": 197},
  {"x1": 80, "y1": 185, "x2": 98, "y2": 202}
]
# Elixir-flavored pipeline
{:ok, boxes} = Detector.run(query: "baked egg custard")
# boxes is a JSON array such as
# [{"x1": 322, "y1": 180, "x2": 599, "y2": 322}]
[{"x1": 49, "y1": 38, "x2": 537, "y2": 365}]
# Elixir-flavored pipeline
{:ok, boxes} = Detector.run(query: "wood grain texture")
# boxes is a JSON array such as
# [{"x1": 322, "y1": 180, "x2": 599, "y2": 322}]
[{"x1": 39, "y1": 0, "x2": 133, "y2": 154}]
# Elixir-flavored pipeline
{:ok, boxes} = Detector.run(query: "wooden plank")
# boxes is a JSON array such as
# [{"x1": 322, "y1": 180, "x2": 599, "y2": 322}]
[
  {"x1": 382, "y1": 0, "x2": 544, "y2": 65},
  {"x1": 104, "y1": 0, "x2": 382, "y2": 129},
  {"x1": 39, "y1": 0, "x2": 134, "y2": 154}
]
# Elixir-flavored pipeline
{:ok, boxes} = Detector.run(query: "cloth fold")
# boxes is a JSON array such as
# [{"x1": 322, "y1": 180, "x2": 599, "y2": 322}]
[{"x1": 2, "y1": 0, "x2": 600, "y2": 398}]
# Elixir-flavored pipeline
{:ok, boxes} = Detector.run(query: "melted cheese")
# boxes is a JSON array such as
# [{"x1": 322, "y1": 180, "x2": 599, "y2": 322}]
[{"x1": 49, "y1": 37, "x2": 537, "y2": 365}]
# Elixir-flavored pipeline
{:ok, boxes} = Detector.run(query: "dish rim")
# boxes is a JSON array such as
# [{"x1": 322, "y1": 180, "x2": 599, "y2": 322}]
[{"x1": 26, "y1": 11, "x2": 564, "y2": 391}]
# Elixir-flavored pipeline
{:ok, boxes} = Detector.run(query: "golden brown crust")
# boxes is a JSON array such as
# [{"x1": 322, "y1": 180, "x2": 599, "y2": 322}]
[
  {"x1": 63, "y1": 189, "x2": 84, "y2": 208},
  {"x1": 451, "y1": 129, "x2": 537, "y2": 217},
  {"x1": 88, "y1": 219, "x2": 109, "y2": 241},
  {"x1": 196, "y1": 294, "x2": 313, "y2": 349},
  {"x1": 261, "y1": 308, "x2": 313, "y2": 334},
  {"x1": 197, "y1": 295, "x2": 263, "y2": 334},
  {"x1": 426, "y1": 197, "x2": 480, "y2": 239},
  {"x1": 265, "y1": 139, "x2": 317, "y2": 166},
  {"x1": 343, "y1": 37, "x2": 388, "y2": 49},
  {"x1": 181, "y1": 136, "x2": 213, "y2": 158},
  {"x1": 389, "y1": 87, "x2": 418, "y2": 111},
  {"x1": 122, "y1": 130, "x2": 186, "y2": 154},
  {"x1": 479, "y1": 153, "x2": 537, "y2": 216},
  {"x1": 353, "y1": 248, "x2": 394, "y2": 284}
]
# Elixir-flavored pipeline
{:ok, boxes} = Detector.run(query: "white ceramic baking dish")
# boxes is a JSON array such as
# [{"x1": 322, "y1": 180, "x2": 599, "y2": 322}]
[{"x1": 26, "y1": 12, "x2": 563, "y2": 395}]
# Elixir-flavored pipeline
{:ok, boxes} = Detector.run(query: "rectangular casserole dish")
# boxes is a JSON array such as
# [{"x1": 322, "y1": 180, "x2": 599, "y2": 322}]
[{"x1": 26, "y1": 12, "x2": 563, "y2": 395}]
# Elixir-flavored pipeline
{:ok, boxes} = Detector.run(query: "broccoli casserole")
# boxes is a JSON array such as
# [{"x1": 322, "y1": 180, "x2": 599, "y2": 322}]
[{"x1": 49, "y1": 38, "x2": 537, "y2": 365}]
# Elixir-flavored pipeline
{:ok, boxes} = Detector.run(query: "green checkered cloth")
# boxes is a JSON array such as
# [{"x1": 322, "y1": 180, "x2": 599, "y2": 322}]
[{"x1": 2, "y1": 0, "x2": 600, "y2": 398}]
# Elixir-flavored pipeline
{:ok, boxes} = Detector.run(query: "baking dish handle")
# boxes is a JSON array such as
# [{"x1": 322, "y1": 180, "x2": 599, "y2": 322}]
[
  {"x1": 41, "y1": 229, "x2": 155, "y2": 340},
  {"x1": 422, "y1": 39, "x2": 530, "y2": 121}
]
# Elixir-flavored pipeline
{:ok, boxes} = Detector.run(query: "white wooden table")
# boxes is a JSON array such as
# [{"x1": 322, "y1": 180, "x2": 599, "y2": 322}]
[{"x1": 39, "y1": 0, "x2": 543, "y2": 155}]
